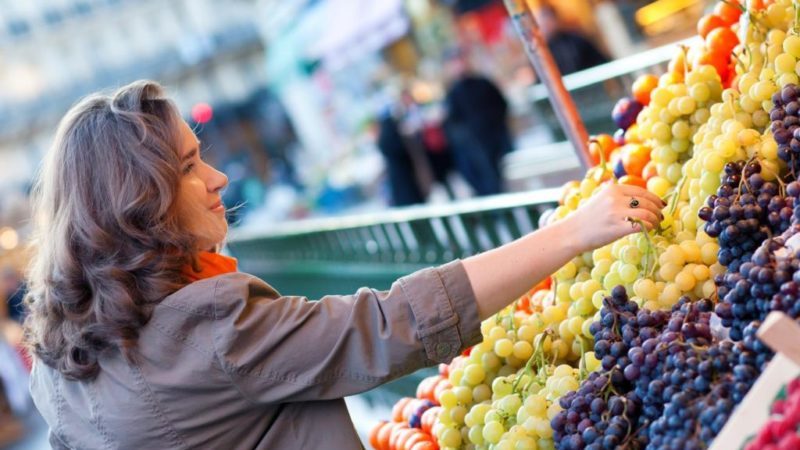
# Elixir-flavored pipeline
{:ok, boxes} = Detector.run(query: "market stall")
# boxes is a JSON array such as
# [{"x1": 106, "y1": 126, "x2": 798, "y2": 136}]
[
  {"x1": 360, "y1": 1, "x2": 800, "y2": 450},
  {"x1": 345, "y1": 0, "x2": 800, "y2": 448}
]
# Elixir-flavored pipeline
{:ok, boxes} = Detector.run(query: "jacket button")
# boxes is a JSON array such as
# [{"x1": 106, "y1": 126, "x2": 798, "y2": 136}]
[{"x1": 435, "y1": 342, "x2": 451, "y2": 358}]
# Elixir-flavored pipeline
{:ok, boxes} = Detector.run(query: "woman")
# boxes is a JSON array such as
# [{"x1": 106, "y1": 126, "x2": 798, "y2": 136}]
[{"x1": 23, "y1": 81, "x2": 663, "y2": 449}]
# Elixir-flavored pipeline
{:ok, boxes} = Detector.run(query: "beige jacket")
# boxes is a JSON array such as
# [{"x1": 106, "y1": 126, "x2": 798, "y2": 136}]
[{"x1": 30, "y1": 261, "x2": 480, "y2": 449}]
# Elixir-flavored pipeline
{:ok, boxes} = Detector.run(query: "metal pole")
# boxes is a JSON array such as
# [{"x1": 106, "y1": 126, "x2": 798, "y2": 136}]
[{"x1": 503, "y1": 0, "x2": 593, "y2": 169}]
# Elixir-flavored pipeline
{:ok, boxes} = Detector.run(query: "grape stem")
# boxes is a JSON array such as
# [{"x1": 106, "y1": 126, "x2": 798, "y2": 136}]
[{"x1": 668, "y1": 173, "x2": 688, "y2": 218}]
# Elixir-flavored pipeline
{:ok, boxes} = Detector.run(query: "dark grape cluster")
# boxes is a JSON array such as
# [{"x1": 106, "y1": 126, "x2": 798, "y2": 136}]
[
  {"x1": 771, "y1": 83, "x2": 800, "y2": 176},
  {"x1": 553, "y1": 288, "x2": 733, "y2": 450},
  {"x1": 715, "y1": 224, "x2": 800, "y2": 340},
  {"x1": 698, "y1": 160, "x2": 787, "y2": 274}
]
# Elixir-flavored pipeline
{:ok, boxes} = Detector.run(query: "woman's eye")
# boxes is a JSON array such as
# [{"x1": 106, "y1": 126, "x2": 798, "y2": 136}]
[{"x1": 183, "y1": 163, "x2": 195, "y2": 175}]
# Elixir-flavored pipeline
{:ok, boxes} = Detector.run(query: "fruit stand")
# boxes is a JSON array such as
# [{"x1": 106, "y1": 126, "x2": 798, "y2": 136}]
[{"x1": 229, "y1": 0, "x2": 800, "y2": 448}]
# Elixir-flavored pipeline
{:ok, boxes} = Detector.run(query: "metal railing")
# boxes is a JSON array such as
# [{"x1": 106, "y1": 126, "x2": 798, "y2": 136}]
[
  {"x1": 227, "y1": 188, "x2": 561, "y2": 298},
  {"x1": 525, "y1": 37, "x2": 696, "y2": 139}
]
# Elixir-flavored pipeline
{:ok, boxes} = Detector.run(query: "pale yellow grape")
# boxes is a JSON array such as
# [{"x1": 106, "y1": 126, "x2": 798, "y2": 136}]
[
  {"x1": 551, "y1": 339, "x2": 569, "y2": 360},
  {"x1": 454, "y1": 386, "x2": 474, "y2": 405},
  {"x1": 513, "y1": 341, "x2": 533, "y2": 360},
  {"x1": 517, "y1": 325, "x2": 535, "y2": 342},
  {"x1": 482, "y1": 352, "x2": 501, "y2": 371},
  {"x1": 449, "y1": 368, "x2": 464, "y2": 386},
  {"x1": 464, "y1": 364, "x2": 486, "y2": 385},
  {"x1": 555, "y1": 377, "x2": 579, "y2": 396},
  {"x1": 647, "y1": 177, "x2": 671, "y2": 198},
  {"x1": 633, "y1": 278, "x2": 659, "y2": 301},
  {"x1": 516, "y1": 436, "x2": 539, "y2": 450},
  {"x1": 451, "y1": 405, "x2": 468, "y2": 424},
  {"x1": 701, "y1": 242, "x2": 719, "y2": 265},
  {"x1": 473, "y1": 384, "x2": 491, "y2": 403},
  {"x1": 440, "y1": 389, "x2": 458, "y2": 408},
  {"x1": 483, "y1": 421, "x2": 505, "y2": 444},
  {"x1": 603, "y1": 272, "x2": 623, "y2": 291},
  {"x1": 665, "y1": 163, "x2": 683, "y2": 183},
  {"x1": 542, "y1": 304, "x2": 567, "y2": 324},
  {"x1": 494, "y1": 339, "x2": 513, "y2": 359},
  {"x1": 556, "y1": 262, "x2": 577, "y2": 280},
  {"x1": 556, "y1": 283, "x2": 571, "y2": 303},
  {"x1": 489, "y1": 326, "x2": 506, "y2": 342},
  {"x1": 659, "y1": 283, "x2": 682, "y2": 307},
  {"x1": 675, "y1": 271, "x2": 696, "y2": 291},
  {"x1": 468, "y1": 425, "x2": 485, "y2": 445},
  {"x1": 441, "y1": 427, "x2": 463, "y2": 447},
  {"x1": 659, "y1": 262, "x2": 681, "y2": 282},
  {"x1": 492, "y1": 377, "x2": 513, "y2": 397},
  {"x1": 783, "y1": 34, "x2": 800, "y2": 58},
  {"x1": 619, "y1": 263, "x2": 638, "y2": 283},
  {"x1": 568, "y1": 282, "x2": 583, "y2": 301},
  {"x1": 546, "y1": 403, "x2": 563, "y2": 421},
  {"x1": 703, "y1": 152, "x2": 724, "y2": 172},
  {"x1": 702, "y1": 279, "x2": 716, "y2": 298},
  {"x1": 581, "y1": 279, "x2": 602, "y2": 298},
  {"x1": 574, "y1": 297, "x2": 593, "y2": 315},
  {"x1": 677, "y1": 97, "x2": 696, "y2": 115},
  {"x1": 592, "y1": 290, "x2": 606, "y2": 309}
]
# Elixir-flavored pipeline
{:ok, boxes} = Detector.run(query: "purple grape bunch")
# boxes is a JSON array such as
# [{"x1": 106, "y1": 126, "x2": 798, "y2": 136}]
[{"x1": 771, "y1": 84, "x2": 800, "y2": 176}]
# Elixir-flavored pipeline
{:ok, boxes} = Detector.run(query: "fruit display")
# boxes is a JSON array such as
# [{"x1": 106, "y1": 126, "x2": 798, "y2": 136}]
[{"x1": 368, "y1": 0, "x2": 800, "y2": 448}]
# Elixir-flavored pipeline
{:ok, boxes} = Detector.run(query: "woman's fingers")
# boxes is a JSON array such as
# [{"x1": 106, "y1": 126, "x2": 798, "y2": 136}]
[
  {"x1": 618, "y1": 184, "x2": 667, "y2": 209},
  {"x1": 624, "y1": 208, "x2": 660, "y2": 230}
]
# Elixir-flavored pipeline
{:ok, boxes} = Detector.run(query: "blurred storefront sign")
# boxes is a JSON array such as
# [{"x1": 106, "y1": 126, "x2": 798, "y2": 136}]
[{"x1": 306, "y1": 0, "x2": 410, "y2": 71}]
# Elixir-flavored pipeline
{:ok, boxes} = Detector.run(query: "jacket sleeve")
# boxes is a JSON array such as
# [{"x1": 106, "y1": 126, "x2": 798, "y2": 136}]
[{"x1": 210, "y1": 260, "x2": 481, "y2": 403}]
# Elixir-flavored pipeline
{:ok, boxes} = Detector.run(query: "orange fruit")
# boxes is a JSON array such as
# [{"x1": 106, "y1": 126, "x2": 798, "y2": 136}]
[
  {"x1": 402, "y1": 431, "x2": 431, "y2": 450},
  {"x1": 619, "y1": 175, "x2": 647, "y2": 189},
  {"x1": 697, "y1": 14, "x2": 725, "y2": 38},
  {"x1": 370, "y1": 421, "x2": 388, "y2": 450},
  {"x1": 392, "y1": 398, "x2": 413, "y2": 423},
  {"x1": 410, "y1": 441, "x2": 437, "y2": 450},
  {"x1": 714, "y1": 0, "x2": 742, "y2": 25},
  {"x1": 706, "y1": 27, "x2": 738, "y2": 56},
  {"x1": 377, "y1": 421, "x2": 400, "y2": 450},
  {"x1": 621, "y1": 144, "x2": 651, "y2": 178},
  {"x1": 632, "y1": 74, "x2": 659, "y2": 106},
  {"x1": 390, "y1": 427, "x2": 414, "y2": 450}
]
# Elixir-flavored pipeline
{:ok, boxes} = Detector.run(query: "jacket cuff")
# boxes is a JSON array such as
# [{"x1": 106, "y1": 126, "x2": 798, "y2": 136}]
[{"x1": 399, "y1": 260, "x2": 481, "y2": 363}]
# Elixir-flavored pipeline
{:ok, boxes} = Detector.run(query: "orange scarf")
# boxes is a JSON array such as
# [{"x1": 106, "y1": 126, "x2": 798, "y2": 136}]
[{"x1": 184, "y1": 251, "x2": 238, "y2": 282}]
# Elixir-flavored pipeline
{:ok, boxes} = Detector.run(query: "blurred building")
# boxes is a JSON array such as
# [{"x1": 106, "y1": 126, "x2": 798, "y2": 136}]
[{"x1": 0, "y1": 0, "x2": 269, "y2": 204}]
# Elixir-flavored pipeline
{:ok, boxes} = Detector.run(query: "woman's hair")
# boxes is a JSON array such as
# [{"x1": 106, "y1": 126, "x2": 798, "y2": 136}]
[{"x1": 23, "y1": 80, "x2": 199, "y2": 381}]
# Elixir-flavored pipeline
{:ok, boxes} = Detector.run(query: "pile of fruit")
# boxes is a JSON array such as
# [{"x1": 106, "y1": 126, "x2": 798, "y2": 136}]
[{"x1": 369, "y1": 0, "x2": 800, "y2": 448}]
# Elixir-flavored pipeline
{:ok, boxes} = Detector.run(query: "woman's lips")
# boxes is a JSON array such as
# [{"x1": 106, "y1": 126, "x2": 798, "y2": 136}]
[{"x1": 210, "y1": 201, "x2": 225, "y2": 213}]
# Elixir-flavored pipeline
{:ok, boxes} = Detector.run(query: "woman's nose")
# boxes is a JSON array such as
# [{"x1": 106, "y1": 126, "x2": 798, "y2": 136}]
[{"x1": 207, "y1": 165, "x2": 228, "y2": 193}]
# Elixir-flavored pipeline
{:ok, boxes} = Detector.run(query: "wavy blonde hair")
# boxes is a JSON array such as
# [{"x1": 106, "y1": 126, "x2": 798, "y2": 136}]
[{"x1": 24, "y1": 81, "x2": 201, "y2": 380}]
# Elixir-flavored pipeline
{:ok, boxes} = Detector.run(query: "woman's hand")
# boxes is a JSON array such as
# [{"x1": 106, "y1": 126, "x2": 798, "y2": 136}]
[
  {"x1": 463, "y1": 182, "x2": 666, "y2": 320},
  {"x1": 566, "y1": 183, "x2": 666, "y2": 254}
]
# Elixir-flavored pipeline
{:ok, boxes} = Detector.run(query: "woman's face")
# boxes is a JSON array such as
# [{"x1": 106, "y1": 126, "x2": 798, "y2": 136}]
[{"x1": 177, "y1": 120, "x2": 229, "y2": 251}]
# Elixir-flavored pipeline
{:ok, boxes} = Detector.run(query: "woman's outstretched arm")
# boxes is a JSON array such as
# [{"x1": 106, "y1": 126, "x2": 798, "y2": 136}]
[{"x1": 464, "y1": 184, "x2": 665, "y2": 319}]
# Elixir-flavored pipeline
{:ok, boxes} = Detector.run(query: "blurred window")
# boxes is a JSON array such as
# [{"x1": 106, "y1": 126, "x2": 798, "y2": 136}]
[
  {"x1": 43, "y1": 9, "x2": 64, "y2": 26},
  {"x1": 73, "y1": 1, "x2": 92, "y2": 16},
  {"x1": 7, "y1": 19, "x2": 30, "y2": 37}
]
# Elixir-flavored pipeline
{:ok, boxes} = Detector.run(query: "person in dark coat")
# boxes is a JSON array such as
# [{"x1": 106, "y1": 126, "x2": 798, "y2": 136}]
[
  {"x1": 444, "y1": 53, "x2": 512, "y2": 197},
  {"x1": 535, "y1": 4, "x2": 610, "y2": 75},
  {"x1": 376, "y1": 109, "x2": 426, "y2": 206}
]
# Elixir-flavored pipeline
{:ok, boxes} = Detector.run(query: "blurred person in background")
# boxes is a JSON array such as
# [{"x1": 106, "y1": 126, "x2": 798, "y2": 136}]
[
  {"x1": 23, "y1": 80, "x2": 662, "y2": 449},
  {"x1": 376, "y1": 106, "x2": 427, "y2": 206},
  {"x1": 534, "y1": 3, "x2": 610, "y2": 75},
  {"x1": 443, "y1": 50, "x2": 511, "y2": 196}
]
